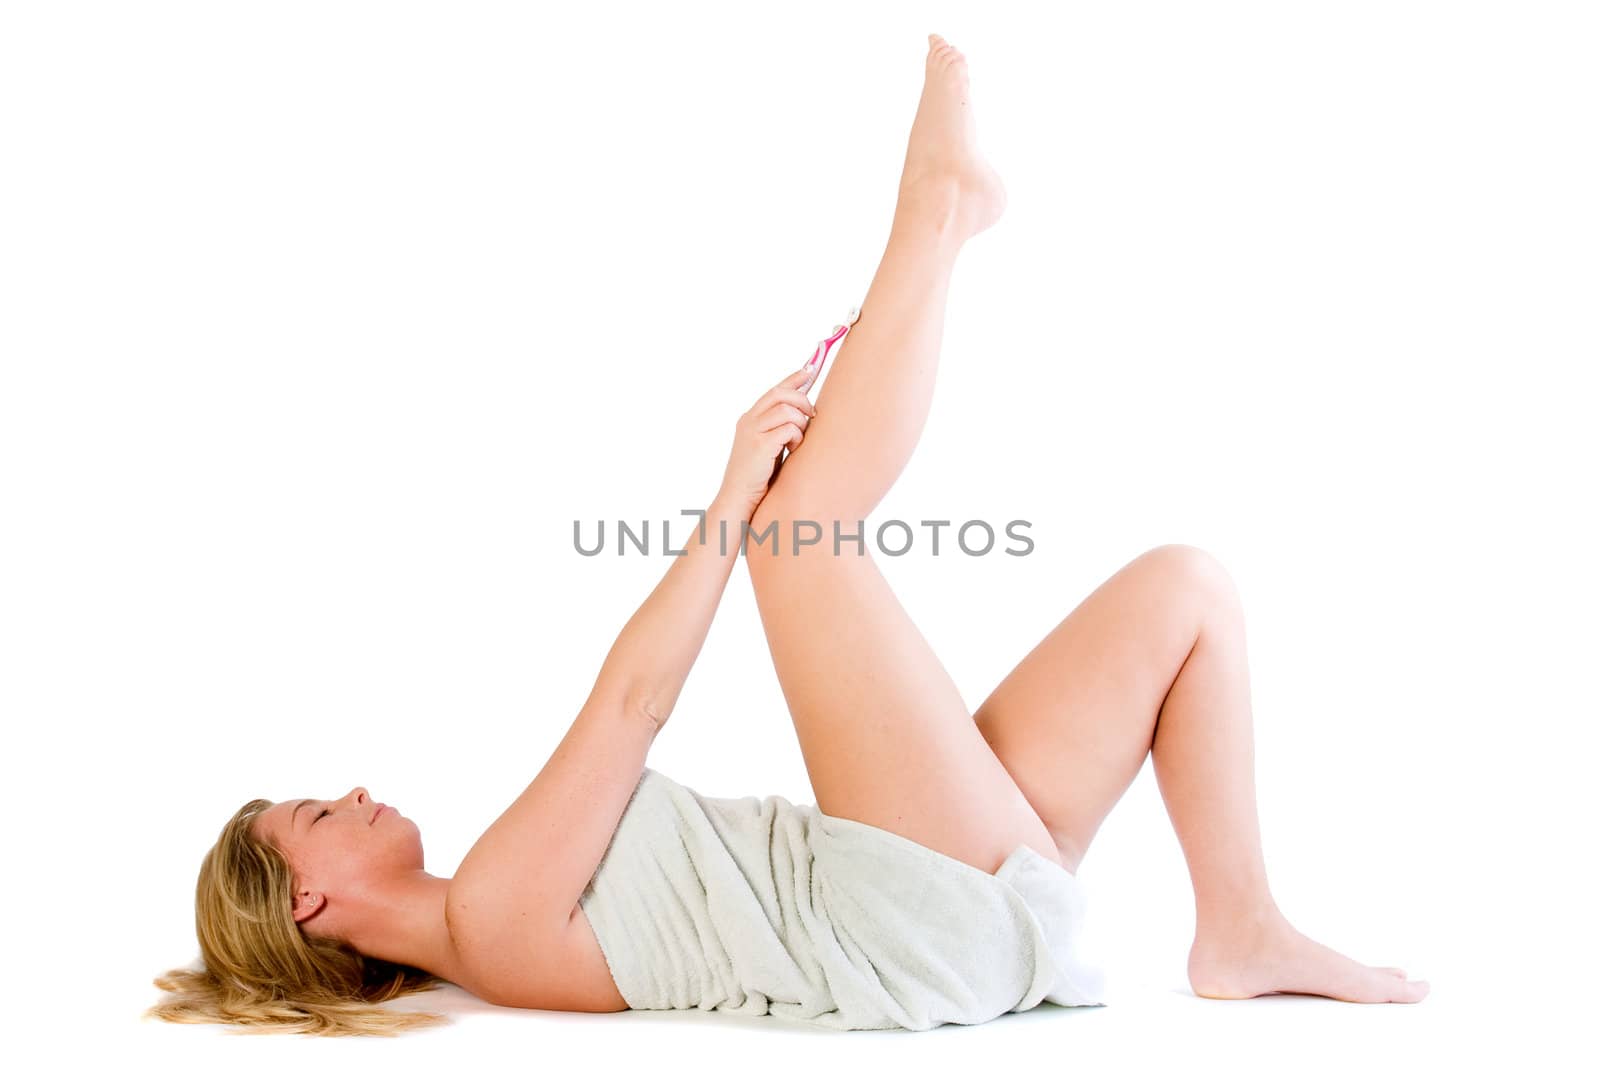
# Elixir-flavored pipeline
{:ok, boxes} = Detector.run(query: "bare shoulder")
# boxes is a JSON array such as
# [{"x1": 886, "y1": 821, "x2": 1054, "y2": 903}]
[{"x1": 450, "y1": 904, "x2": 627, "y2": 1014}]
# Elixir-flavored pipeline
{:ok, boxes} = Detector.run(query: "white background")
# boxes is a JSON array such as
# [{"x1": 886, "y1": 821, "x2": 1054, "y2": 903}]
[{"x1": 2, "y1": 1, "x2": 1595, "y2": 1064}]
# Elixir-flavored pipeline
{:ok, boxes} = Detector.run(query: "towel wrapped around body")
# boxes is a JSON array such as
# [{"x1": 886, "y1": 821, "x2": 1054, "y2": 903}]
[{"x1": 576, "y1": 767, "x2": 1106, "y2": 1031}]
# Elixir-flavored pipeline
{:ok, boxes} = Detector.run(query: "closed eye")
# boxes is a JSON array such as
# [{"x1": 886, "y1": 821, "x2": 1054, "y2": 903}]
[{"x1": 314, "y1": 808, "x2": 331, "y2": 822}]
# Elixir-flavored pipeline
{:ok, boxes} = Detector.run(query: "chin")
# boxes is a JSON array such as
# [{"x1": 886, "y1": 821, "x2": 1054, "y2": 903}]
[{"x1": 395, "y1": 818, "x2": 426, "y2": 867}]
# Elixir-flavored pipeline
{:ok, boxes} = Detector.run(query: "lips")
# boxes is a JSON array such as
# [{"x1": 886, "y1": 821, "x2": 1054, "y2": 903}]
[{"x1": 371, "y1": 803, "x2": 388, "y2": 824}]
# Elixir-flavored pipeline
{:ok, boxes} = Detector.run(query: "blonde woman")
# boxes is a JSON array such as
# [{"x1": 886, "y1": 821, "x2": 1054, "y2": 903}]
[{"x1": 151, "y1": 35, "x2": 1428, "y2": 1036}]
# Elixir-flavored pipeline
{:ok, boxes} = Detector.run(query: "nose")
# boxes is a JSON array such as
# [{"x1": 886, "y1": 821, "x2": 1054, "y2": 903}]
[{"x1": 344, "y1": 786, "x2": 369, "y2": 809}]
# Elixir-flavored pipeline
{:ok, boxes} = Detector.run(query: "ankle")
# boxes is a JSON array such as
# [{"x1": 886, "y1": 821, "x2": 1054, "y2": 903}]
[
  {"x1": 893, "y1": 175, "x2": 966, "y2": 237},
  {"x1": 1194, "y1": 899, "x2": 1288, "y2": 945}
]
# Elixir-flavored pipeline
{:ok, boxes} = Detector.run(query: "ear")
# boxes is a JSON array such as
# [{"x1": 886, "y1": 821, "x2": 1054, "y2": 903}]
[{"x1": 291, "y1": 889, "x2": 326, "y2": 924}]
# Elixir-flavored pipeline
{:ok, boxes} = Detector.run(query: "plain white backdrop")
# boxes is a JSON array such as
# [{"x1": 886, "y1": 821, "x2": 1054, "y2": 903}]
[{"x1": 2, "y1": 1, "x2": 1595, "y2": 1064}]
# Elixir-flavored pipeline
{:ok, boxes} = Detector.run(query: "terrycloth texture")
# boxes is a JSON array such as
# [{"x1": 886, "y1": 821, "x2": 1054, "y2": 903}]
[{"x1": 577, "y1": 766, "x2": 1106, "y2": 1031}]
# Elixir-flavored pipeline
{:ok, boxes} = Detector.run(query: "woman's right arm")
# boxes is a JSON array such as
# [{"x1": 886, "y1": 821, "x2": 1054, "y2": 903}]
[
  {"x1": 444, "y1": 492, "x2": 750, "y2": 1005},
  {"x1": 443, "y1": 369, "x2": 816, "y2": 1006},
  {"x1": 444, "y1": 681, "x2": 660, "y2": 1007}
]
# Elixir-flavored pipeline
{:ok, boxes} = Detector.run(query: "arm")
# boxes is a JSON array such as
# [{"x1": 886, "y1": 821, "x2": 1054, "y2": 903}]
[
  {"x1": 446, "y1": 367, "x2": 818, "y2": 1002},
  {"x1": 591, "y1": 492, "x2": 756, "y2": 727}
]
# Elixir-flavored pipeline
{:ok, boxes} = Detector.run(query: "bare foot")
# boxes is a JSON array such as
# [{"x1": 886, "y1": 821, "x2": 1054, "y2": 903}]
[
  {"x1": 899, "y1": 33, "x2": 1006, "y2": 241},
  {"x1": 1189, "y1": 913, "x2": 1430, "y2": 1004}
]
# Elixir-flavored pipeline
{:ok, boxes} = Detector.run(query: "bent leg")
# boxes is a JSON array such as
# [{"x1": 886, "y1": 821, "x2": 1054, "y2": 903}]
[
  {"x1": 976, "y1": 544, "x2": 1429, "y2": 1003},
  {"x1": 973, "y1": 544, "x2": 1224, "y2": 873}
]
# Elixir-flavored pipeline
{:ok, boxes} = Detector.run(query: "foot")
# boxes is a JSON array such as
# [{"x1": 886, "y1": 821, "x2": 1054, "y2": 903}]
[
  {"x1": 899, "y1": 33, "x2": 1006, "y2": 241},
  {"x1": 1188, "y1": 912, "x2": 1430, "y2": 1004}
]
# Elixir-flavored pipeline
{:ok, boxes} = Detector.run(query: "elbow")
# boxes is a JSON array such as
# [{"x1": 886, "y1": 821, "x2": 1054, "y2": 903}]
[
  {"x1": 614, "y1": 682, "x2": 669, "y2": 734},
  {"x1": 627, "y1": 691, "x2": 668, "y2": 735},
  {"x1": 590, "y1": 659, "x2": 671, "y2": 733}
]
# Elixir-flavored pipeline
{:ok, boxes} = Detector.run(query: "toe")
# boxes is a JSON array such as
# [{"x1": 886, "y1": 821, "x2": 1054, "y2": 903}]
[
  {"x1": 1398, "y1": 979, "x2": 1430, "y2": 1003},
  {"x1": 930, "y1": 46, "x2": 964, "y2": 76},
  {"x1": 1377, "y1": 970, "x2": 1428, "y2": 1003}
]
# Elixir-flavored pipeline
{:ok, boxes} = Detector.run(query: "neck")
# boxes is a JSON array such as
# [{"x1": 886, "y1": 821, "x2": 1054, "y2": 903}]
[{"x1": 340, "y1": 871, "x2": 461, "y2": 981}]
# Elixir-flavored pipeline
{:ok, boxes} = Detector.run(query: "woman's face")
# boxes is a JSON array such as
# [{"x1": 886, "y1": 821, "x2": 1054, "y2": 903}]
[{"x1": 251, "y1": 786, "x2": 424, "y2": 930}]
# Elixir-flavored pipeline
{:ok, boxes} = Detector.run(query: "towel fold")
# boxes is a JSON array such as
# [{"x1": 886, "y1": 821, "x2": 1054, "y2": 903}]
[{"x1": 577, "y1": 767, "x2": 1106, "y2": 1031}]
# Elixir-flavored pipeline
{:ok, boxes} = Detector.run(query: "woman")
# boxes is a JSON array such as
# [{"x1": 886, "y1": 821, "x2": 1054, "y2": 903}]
[{"x1": 150, "y1": 34, "x2": 1428, "y2": 1036}]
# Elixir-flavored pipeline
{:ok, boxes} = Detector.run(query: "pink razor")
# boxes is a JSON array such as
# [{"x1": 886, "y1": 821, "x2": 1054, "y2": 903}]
[{"x1": 802, "y1": 305, "x2": 861, "y2": 389}]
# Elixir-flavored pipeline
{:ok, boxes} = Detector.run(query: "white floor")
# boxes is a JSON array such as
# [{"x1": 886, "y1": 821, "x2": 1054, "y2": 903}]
[{"x1": 105, "y1": 960, "x2": 1584, "y2": 1067}]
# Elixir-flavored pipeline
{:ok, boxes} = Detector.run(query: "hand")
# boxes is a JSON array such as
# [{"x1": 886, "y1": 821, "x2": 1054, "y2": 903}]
[{"x1": 717, "y1": 367, "x2": 818, "y2": 514}]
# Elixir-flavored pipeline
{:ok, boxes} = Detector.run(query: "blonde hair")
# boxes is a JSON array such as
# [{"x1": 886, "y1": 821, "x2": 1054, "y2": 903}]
[{"x1": 147, "y1": 798, "x2": 450, "y2": 1036}]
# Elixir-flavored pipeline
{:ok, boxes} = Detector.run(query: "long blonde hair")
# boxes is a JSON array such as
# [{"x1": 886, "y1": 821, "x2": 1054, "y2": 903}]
[{"x1": 147, "y1": 798, "x2": 450, "y2": 1036}]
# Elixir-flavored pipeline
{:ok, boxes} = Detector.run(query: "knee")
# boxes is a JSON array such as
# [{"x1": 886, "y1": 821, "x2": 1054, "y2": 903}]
[
  {"x1": 747, "y1": 490, "x2": 789, "y2": 548},
  {"x1": 1136, "y1": 543, "x2": 1240, "y2": 613},
  {"x1": 744, "y1": 494, "x2": 792, "y2": 569},
  {"x1": 745, "y1": 484, "x2": 858, "y2": 568},
  {"x1": 742, "y1": 492, "x2": 808, "y2": 572}
]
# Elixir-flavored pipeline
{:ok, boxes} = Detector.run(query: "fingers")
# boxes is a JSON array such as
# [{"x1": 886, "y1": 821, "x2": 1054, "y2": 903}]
[
  {"x1": 751, "y1": 386, "x2": 816, "y2": 418},
  {"x1": 755, "y1": 402, "x2": 810, "y2": 434},
  {"x1": 761, "y1": 423, "x2": 804, "y2": 453},
  {"x1": 750, "y1": 375, "x2": 819, "y2": 417},
  {"x1": 785, "y1": 365, "x2": 818, "y2": 392},
  {"x1": 737, "y1": 371, "x2": 818, "y2": 482}
]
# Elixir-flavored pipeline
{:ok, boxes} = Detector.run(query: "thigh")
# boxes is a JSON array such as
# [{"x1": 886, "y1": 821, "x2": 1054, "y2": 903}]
[
  {"x1": 745, "y1": 526, "x2": 1059, "y2": 875},
  {"x1": 972, "y1": 544, "x2": 1218, "y2": 870}
]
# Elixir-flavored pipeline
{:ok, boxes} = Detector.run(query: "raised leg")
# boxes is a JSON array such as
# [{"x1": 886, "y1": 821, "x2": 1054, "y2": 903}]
[
  {"x1": 974, "y1": 544, "x2": 1430, "y2": 1003},
  {"x1": 744, "y1": 36, "x2": 1049, "y2": 877},
  {"x1": 773, "y1": 39, "x2": 1004, "y2": 521}
]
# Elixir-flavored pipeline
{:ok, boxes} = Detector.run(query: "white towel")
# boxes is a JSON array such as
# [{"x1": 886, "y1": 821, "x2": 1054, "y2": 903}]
[{"x1": 577, "y1": 767, "x2": 1106, "y2": 1031}]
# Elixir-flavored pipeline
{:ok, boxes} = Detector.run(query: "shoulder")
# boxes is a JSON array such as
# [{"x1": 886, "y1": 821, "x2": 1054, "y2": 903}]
[{"x1": 451, "y1": 904, "x2": 627, "y2": 1013}]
